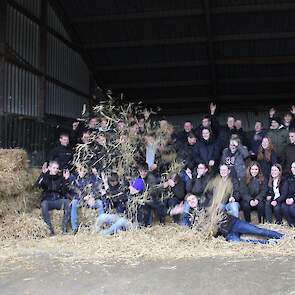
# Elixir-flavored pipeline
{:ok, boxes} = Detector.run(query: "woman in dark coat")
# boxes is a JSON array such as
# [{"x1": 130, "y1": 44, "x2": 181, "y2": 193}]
[
  {"x1": 280, "y1": 162, "x2": 295, "y2": 226},
  {"x1": 193, "y1": 128, "x2": 220, "y2": 172},
  {"x1": 240, "y1": 161, "x2": 268, "y2": 223}
]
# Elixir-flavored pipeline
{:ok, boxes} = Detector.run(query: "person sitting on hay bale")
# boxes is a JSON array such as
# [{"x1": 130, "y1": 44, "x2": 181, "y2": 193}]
[
  {"x1": 95, "y1": 178, "x2": 145, "y2": 236},
  {"x1": 35, "y1": 161, "x2": 70, "y2": 236},
  {"x1": 69, "y1": 167, "x2": 104, "y2": 235}
]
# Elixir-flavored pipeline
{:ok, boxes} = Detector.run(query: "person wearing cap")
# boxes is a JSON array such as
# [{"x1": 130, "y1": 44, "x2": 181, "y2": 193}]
[
  {"x1": 95, "y1": 177, "x2": 145, "y2": 236},
  {"x1": 267, "y1": 116, "x2": 288, "y2": 163}
]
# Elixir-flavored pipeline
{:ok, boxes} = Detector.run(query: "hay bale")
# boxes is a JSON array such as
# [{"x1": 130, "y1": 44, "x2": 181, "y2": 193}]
[
  {"x1": 0, "y1": 149, "x2": 28, "y2": 172},
  {"x1": 0, "y1": 210, "x2": 48, "y2": 240}
]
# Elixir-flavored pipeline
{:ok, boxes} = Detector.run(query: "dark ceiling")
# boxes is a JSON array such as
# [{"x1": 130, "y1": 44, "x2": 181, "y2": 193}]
[{"x1": 58, "y1": 0, "x2": 295, "y2": 113}]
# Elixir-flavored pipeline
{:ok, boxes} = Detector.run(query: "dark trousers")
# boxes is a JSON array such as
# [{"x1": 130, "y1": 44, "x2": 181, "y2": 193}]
[
  {"x1": 241, "y1": 200, "x2": 265, "y2": 223},
  {"x1": 145, "y1": 200, "x2": 166, "y2": 225},
  {"x1": 280, "y1": 203, "x2": 295, "y2": 226},
  {"x1": 265, "y1": 201, "x2": 282, "y2": 224},
  {"x1": 41, "y1": 199, "x2": 70, "y2": 233}
]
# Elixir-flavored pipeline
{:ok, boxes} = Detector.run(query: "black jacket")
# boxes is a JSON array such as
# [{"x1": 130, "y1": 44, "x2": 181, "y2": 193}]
[
  {"x1": 257, "y1": 151, "x2": 277, "y2": 181},
  {"x1": 35, "y1": 172, "x2": 69, "y2": 201},
  {"x1": 193, "y1": 138, "x2": 220, "y2": 166},
  {"x1": 175, "y1": 142, "x2": 196, "y2": 169},
  {"x1": 282, "y1": 175, "x2": 295, "y2": 201},
  {"x1": 48, "y1": 144, "x2": 73, "y2": 170},
  {"x1": 216, "y1": 212, "x2": 239, "y2": 238},
  {"x1": 240, "y1": 177, "x2": 268, "y2": 203},
  {"x1": 283, "y1": 143, "x2": 295, "y2": 175},
  {"x1": 186, "y1": 174, "x2": 211, "y2": 197},
  {"x1": 217, "y1": 126, "x2": 239, "y2": 150},
  {"x1": 245, "y1": 130, "x2": 267, "y2": 155}
]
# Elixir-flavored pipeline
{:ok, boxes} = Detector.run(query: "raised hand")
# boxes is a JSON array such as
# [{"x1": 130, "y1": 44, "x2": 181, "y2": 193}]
[
  {"x1": 72, "y1": 121, "x2": 79, "y2": 130},
  {"x1": 290, "y1": 105, "x2": 295, "y2": 115},
  {"x1": 210, "y1": 102, "x2": 217, "y2": 115}
]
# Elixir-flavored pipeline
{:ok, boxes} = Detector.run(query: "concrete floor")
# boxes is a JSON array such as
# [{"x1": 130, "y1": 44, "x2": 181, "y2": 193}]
[{"x1": 1, "y1": 256, "x2": 295, "y2": 295}]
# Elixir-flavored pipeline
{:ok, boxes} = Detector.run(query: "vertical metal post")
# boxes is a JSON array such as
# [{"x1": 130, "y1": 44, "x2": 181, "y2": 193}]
[
  {"x1": 38, "y1": 0, "x2": 48, "y2": 118},
  {"x1": 0, "y1": 0, "x2": 7, "y2": 115}
]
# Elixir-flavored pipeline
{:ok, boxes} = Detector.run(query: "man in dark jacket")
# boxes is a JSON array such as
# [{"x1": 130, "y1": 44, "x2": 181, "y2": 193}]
[
  {"x1": 177, "y1": 121, "x2": 194, "y2": 144},
  {"x1": 48, "y1": 133, "x2": 73, "y2": 170},
  {"x1": 217, "y1": 115, "x2": 239, "y2": 150},
  {"x1": 35, "y1": 161, "x2": 70, "y2": 235},
  {"x1": 175, "y1": 131, "x2": 197, "y2": 169},
  {"x1": 246, "y1": 121, "x2": 267, "y2": 159},
  {"x1": 283, "y1": 130, "x2": 295, "y2": 175}
]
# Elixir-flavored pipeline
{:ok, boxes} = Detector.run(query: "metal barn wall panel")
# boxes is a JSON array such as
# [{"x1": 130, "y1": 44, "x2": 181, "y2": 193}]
[
  {"x1": 4, "y1": 62, "x2": 39, "y2": 116},
  {"x1": 46, "y1": 81, "x2": 89, "y2": 118},
  {"x1": 0, "y1": 114, "x2": 60, "y2": 166},
  {"x1": 12, "y1": 0, "x2": 41, "y2": 18},
  {"x1": 47, "y1": 3, "x2": 71, "y2": 41},
  {"x1": 6, "y1": 4, "x2": 40, "y2": 69},
  {"x1": 47, "y1": 33, "x2": 90, "y2": 94}
]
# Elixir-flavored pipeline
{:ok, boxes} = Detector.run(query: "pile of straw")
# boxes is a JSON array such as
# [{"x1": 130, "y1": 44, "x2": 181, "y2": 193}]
[{"x1": 1, "y1": 224, "x2": 294, "y2": 267}]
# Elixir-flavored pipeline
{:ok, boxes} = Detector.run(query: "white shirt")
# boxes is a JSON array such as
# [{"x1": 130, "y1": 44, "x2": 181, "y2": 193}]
[{"x1": 273, "y1": 178, "x2": 280, "y2": 200}]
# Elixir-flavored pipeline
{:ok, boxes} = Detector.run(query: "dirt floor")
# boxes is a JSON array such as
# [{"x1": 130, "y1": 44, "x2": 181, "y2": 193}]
[{"x1": 1, "y1": 255, "x2": 295, "y2": 295}]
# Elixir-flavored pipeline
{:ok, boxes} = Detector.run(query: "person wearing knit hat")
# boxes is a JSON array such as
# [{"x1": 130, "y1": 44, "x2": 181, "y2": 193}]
[
  {"x1": 95, "y1": 177, "x2": 145, "y2": 236},
  {"x1": 129, "y1": 178, "x2": 145, "y2": 194},
  {"x1": 270, "y1": 116, "x2": 282, "y2": 128},
  {"x1": 267, "y1": 116, "x2": 289, "y2": 162}
]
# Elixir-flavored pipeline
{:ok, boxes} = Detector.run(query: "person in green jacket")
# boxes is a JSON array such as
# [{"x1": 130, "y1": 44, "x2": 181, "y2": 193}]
[{"x1": 267, "y1": 116, "x2": 289, "y2": 163}]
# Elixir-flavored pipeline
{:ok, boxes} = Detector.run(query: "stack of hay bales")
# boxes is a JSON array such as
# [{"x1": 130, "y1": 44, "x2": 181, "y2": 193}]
[{"x1": 0, "y1": 149, "x2": 48, "y2": 239}]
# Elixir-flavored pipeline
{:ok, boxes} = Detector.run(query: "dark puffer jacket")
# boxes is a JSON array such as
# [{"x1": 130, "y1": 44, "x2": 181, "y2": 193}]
[
  {"x1": 48, "y1": 144, "x2": 73, "y2": 170},
  {"x1": 35, "y1": 172, "x2": 69, "y2": 201}
]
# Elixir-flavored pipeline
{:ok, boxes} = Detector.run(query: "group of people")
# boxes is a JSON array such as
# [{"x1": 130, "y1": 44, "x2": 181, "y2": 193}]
[{"x1": 34, "y1": 102, "x2": 295, "y2": 244}]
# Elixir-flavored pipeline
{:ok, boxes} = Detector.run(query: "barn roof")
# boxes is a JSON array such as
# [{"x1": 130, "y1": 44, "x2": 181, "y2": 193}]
[{"x1": 58, "y1": 0, "x2": 295, "y2": 113}]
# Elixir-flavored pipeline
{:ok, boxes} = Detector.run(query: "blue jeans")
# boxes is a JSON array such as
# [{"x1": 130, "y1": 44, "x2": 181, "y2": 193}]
[
  {"x1": 96, "y1": 213, "x2": 129, "y2": 236},
  {"x1": 221, "y1": 202, "x2": 240, "y2": 218},
  {"x1": 71, "y1": 199, "x2": 104, "y2": 231},
  {"x1": 226, "y1": 219, "x2": 283, "y2": 244},
  {"x1": 182, "y1": 201, "x2": 191, "y2": 226}
]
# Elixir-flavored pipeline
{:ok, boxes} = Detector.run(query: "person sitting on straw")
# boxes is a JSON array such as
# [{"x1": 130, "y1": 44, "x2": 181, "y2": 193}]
[
  {"x1": 95, "y1": 178, "x2": 145, "y2": 236},
  {"x1": 35, "y1": 161, "x2": 70, "y2": 236},
  {"x1": 69, "y1": 167, "x2": 104, "y2": 235}
]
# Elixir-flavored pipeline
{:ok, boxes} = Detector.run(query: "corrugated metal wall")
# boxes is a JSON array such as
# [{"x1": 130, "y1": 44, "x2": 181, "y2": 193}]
[
  {"x1": 47, "y1": 3, "x2": 70, "y2": 41},
  {"x1": 13, "y1": 0, "x2": 40, "y2": 17},
  {"x1": 4, "y1": 62, "x2": 39, "y2": 116},
  {"x1": 46, "y1": 33, "x2": 89, "y2": 94},
  {"x1": 1, "y1": 0, "x2": 92, "y2": 165},
  {"x1": 46, "y1": 81, "x2": 89, "y2": 118},
  {"x1": 6, "y1": 5, "x2": 40, "y2": 68},
  {"x1": 3, "y1": 0, "x2": 90, "y2": 119}
]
